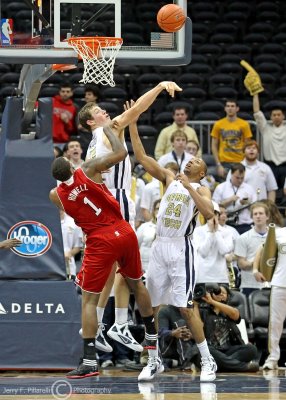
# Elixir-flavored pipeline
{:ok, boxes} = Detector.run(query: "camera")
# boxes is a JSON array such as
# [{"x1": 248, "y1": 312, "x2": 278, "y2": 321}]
[{"x1": 193, "y1": 283, "x2": 221, "y2": 302}]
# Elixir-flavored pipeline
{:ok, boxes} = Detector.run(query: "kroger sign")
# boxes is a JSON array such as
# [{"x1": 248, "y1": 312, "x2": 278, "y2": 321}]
[{"x1": 7, "y1": 221, "x2": 52, "y2": 257}]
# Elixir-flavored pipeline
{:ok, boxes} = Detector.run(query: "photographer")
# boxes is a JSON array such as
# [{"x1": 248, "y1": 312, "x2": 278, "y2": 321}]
[
  {"x1": 198, "y1": 285, "x2": 259, "y2": 372},
  {"x1": 158, "y1": 304, "x2": 199, "y2": 370}
]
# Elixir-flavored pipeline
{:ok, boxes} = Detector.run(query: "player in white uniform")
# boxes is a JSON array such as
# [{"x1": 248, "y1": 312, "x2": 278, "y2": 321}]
[
  {"x1": 127, "y1": 104, "x2": 217, "y2": 382},
  {"x1": 253, "y1": 227, "x2": 286, "y2": 370},
  {"x1": 78, "y1": 82, "x2": 182, "y2": 368}
]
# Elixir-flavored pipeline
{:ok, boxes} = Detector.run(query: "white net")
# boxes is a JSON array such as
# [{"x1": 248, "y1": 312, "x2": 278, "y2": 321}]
[{"x1": 68, "y1": 37, "x2": 123, "y2": 87}]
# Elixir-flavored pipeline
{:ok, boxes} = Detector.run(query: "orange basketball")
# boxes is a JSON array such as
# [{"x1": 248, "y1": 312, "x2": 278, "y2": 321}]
[{"x1": 157, "y1": 4, "x2": 186, "y2": 33}]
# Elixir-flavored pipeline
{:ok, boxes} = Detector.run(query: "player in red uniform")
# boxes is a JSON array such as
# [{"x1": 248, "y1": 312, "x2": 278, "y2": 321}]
[{"x1": 49, "y1": 125, "x2": 162, "y2": 380}]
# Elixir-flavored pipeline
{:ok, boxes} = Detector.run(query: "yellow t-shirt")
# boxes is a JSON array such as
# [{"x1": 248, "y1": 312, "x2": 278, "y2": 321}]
[{"x1": 211, "y1": 117, "x2": 252, "y2": 162}]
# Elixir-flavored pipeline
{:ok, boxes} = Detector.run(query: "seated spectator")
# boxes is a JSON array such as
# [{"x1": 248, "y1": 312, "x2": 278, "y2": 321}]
[
  {"x1": 84, "y1": 84, "x2": 100, "y2": 104},
  {"x1": 136, "y1": 200, "x2": 160, "y2": 273},
  {"x1": 226, "y1": 140, "x2": 278, "y2": 202},
  {"x1": 155, "y1": 106, "x2": 201, "y2": 160},
  {"x1": 52, "y1": 83, "x2": 77, "y2": 143},
  {"x1": 158, "y1": 131, "x2": 193, "y2": 173},
  {"x1": 199, "y1": 285, "x2": 259, "y2": 373},
  {"x1": 158, "y1": 304, "x2": 198, "y2": 370},
  {"x1": 64, "y1": 140, "x2": 84, "y2": 169},
  {"x1": 212, "y1": 163, "x2": 257, "y2": 234},
  {"x1": 53, "y1": 145, "x2": 63, "y2": 158},
  {"x1": 186, "y1": 139, "x2": 201, "y2": 156},
  {"x1": 193, "y1": 202, "x2": 233, "y2": 286}
]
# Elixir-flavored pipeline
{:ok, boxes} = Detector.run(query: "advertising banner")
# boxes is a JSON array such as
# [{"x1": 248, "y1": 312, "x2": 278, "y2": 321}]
[
  {"x1": 0, "y1": 97, "x2": 66, "y2": 279},
  {"x1": 0, "y1": 281, "x2": 82, "y2": 369}
]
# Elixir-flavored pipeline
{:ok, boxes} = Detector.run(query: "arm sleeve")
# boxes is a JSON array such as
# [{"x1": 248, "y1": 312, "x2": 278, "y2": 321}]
[
  {"x1": 193, "y1": 229, "x2": 215, "y2": 257},
  {"x1": 234, "y1": 235, "x2": 247, "y2": 258},
  {"x1": 253, "y1": 111, "x2": 268, "y2": 132},
  {"x1": 210, "y1": 122, "x2": 220, "y2": 139},
  {"x1": 215, "y1": 231, "x2": 234, "y2": 255}
]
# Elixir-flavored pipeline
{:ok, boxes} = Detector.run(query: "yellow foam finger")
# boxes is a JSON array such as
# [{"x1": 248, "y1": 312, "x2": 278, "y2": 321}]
[{"x1": 240, "y1": 60, "x2": 257, "y2": 74}]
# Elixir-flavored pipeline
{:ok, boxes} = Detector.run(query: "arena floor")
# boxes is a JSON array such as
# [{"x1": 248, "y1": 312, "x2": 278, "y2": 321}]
[{"x1": 0, "y1": 368, "x2": 285, "y2": 400}]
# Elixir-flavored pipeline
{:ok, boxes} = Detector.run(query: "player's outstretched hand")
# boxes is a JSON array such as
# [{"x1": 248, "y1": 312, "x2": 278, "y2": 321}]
[
  {"x1": 0, "y1": 238, "x2": 22, "y2": 249},
  {"x1": 159, "y1": 81, "x2": 182, "y2": 97}
]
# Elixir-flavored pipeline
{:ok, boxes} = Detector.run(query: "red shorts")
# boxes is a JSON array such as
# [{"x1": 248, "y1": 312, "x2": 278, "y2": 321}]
[{"x1": 75, "y1": 220, "x2": 143, "y2": 293}]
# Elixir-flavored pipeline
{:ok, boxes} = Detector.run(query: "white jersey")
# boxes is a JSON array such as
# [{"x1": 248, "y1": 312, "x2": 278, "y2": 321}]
[
  {"x1": 87, "y1": 127, "x2": 132, "y2": 190},
  {"x1": 271, "y1": 227, "x2": 286, "y2": 287},
  {"x1": 86, "y1": 127, "x2": 134, "y2": 225},
  {"x1": 156, "y1": 180, "x2": 201, "y2": 238}
]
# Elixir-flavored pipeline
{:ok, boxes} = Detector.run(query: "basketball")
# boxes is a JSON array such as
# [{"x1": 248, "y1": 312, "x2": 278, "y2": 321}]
[{"x1": 157, "y1": 4, "x2": 186, "y2": 33}]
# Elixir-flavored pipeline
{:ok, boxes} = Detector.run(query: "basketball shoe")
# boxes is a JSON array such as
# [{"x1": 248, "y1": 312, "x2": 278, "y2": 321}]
[
  {"x1": 200, "y1": 355, "x2": 217, "y2": 382},
  {"x1": 138, "y1": 356, "x2": 164, "y2": 382},
  {"x1": 79, "y1": 323, "x2": 112, "y2": 353},
  {"x1": 107, "y1": 322, "x2": 143, "y2": 352},
  {"x1": 66, "y1": 356, "x2": 99, "y2": 379}
]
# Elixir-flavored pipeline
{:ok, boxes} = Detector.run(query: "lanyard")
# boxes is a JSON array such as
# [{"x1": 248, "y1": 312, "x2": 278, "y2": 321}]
[{"x1": 172, "y1": 151, "x2": 185, "y2": 172}]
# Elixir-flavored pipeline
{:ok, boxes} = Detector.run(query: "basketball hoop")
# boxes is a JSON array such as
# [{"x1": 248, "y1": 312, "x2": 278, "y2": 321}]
[{"x1": 67, "y1": 36, "x2": 123, "y2": 87}]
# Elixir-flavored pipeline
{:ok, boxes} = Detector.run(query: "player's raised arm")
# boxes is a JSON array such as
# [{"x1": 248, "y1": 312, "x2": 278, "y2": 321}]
[
  {"x1": 127, "y1": 102, "x2": 173, "y2": 186},
  {"x1": 84, "y1": 124, "x2": 127, "y2": 176},
  {"x1": 113, "y1": 82, "x2": 182, "y2": 130}
]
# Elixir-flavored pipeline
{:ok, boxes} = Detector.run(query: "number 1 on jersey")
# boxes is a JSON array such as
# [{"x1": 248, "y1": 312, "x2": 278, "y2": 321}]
[{"x1": 84, "y1": 196, "x2": 102, "y2": 216}]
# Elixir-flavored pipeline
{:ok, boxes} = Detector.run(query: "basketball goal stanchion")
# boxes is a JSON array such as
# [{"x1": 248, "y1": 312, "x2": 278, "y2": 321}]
[{"x1": 67, "y1": 36, "x2": 123, "y2": 86}]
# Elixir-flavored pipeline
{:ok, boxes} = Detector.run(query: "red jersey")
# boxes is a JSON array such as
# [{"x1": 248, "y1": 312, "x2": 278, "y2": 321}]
[{"x1": 56, "y1": 168, "x2": 123, "y2": 235}]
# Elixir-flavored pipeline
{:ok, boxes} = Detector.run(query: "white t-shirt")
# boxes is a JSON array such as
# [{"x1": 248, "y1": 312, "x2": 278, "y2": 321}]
[
  {"x1": 193, "y1": 224, "x2": 234, "y2": 284},
  {"x1": 271, "y1": 227, "x2": 286, "y2": 287},
  {"x1": 234, "y1": 227, "x2": 265, "y2": 289},
  {"x1": 254, "y1": 111, "x2": 286, "y2": 165},
  {"x1": 140, "y1": 179, "x2": 162, "y2": 213},
  {"x1": 212, "y1": 181, "x2": 257, "y2": 224},
  {"x1": 226, "y1": 159, "x2": 278, "y2": 200}
]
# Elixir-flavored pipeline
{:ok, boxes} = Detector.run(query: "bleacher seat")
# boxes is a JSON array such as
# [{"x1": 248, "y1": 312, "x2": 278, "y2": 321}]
[
  {"x1": 197, "y1": 100, "x2": 225, "y2": 117},
  {"x1": 177, "y1": 73, "x2": 205, "y2": 89},
  {"x1": 256, "y1": 62, "x2": 282, "y2": 81},
  {"x1": 228, "y1": 290, "x2": 254, "y2": 339},
  {"x1": 208, "y1": 74, "x2": 236, "y2": 94},
  {"x1": 101, "y1": 87, "x2": 128, "y2": 110},
  {"x1": 166, "y1": 101, "x2": 193, "y2": 118},
  {"x1": 209, "y1": 86, "x2": 238, "y2": 102},
  {"x1": 154, "y1": 111, "x2": 173, "y2": 131},
  {"x1": 178, "y1": 87, "x2": 207, "y2": 111},
  {"x1": 98, "y1": 102, "x2": 119, "y2": 120},
  {"x1": 194, "y1": 111, "x2": 221, "y2": 121}
]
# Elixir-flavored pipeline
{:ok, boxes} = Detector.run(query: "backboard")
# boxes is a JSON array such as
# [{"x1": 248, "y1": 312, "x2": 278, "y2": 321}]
[{"x1": 0, "y1": 0, "x2": 191, "y2": 65}]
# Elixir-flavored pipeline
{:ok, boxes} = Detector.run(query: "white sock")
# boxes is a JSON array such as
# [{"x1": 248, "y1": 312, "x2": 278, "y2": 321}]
[
  {"x1": 115, "y1": 307, "x2": 128, "y2": 325},
  {"x1": 196, "y1": 339, "x2": 211, "y2": 359},
  {"x1": 96, "y1": 307, "x2": 105, "y2": 324}
]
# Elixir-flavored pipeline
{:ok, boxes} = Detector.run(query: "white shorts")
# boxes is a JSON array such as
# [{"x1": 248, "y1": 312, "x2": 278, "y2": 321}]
[
  {"x1": 109, "y1": 188, "x2": 136, "y2": 230},
  {"x1": 146, "y1": 236, "x2": 197, "y2": 308}
]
